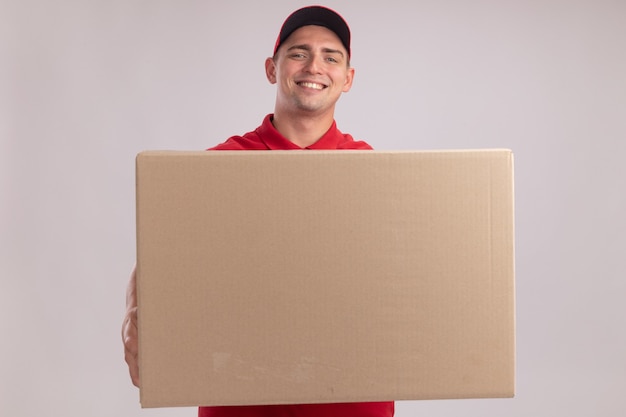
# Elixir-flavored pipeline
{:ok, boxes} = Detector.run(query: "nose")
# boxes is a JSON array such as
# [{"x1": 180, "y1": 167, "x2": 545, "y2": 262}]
[{"x1": 303, "y1": 55, "x2": 322, "y2": 74}]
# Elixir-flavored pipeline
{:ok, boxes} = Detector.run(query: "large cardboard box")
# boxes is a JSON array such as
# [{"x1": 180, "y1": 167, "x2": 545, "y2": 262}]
[{"x1": 135, "y1": 150, "x2": 515, "y2": 408}]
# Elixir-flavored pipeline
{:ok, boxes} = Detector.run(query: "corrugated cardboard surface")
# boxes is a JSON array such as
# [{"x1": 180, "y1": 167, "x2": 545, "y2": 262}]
[{"x1": 136, "y1": 150, "x2": 515, "y2": 408}]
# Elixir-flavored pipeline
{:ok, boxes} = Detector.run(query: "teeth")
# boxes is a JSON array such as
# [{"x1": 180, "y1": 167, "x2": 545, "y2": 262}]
[{"x1": 299, "y1": 82, "x2": 325, "y2": 90}]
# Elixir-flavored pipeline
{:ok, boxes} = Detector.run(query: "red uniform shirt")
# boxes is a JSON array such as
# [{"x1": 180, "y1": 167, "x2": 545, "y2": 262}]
[
  {"x1": 209, "y1": 114, "x2": 373, "y2": 150},
  {"x1": 199, "y1": 115, "x2": 393, "y2": 417}
]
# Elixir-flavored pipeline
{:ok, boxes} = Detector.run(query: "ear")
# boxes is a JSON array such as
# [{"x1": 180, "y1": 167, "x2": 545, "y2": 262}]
[
  {"x1": 265, "y1": 57, "x2": 277, "y2": 84},
  {"x1": 342, "y1": 67, "x2": 355, "y2": 93}
]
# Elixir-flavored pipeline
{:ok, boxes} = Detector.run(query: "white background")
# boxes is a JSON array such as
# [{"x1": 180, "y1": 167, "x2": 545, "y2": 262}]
[{"x1": 2, "y1": 0, "x2": 625, "y2": 416}]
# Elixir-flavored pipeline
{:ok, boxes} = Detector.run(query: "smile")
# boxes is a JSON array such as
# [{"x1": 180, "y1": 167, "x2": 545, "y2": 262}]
[{"x1": 297, "y1": 81, "x2": 327, "y2": 90}]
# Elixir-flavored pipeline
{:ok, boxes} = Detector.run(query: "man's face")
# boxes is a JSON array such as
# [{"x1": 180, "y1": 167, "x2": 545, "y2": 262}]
[{"x1": 266, "y1": 25, "x2": 354, "y2": 117}]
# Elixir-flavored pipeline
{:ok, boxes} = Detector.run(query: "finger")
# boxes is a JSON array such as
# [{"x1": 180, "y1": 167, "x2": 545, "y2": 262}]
[{"x1": 124, "y1": 347, "x2": 140, "y2": 387}]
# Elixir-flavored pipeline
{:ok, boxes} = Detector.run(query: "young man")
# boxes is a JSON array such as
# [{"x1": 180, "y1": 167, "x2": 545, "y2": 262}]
[{"x1": 122, "y1": 6, "x2": 394, "y2": 417}]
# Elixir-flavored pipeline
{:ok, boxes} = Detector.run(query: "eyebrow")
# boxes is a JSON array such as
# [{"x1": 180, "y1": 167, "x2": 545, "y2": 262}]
[{"x1": 287, "y1": 44, "x2": 345, "y2": 58}]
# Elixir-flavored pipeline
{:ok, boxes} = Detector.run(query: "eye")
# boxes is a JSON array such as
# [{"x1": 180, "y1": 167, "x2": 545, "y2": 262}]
[{"x1": 326, "y1": 55, "x2": 343, "y2": 64}]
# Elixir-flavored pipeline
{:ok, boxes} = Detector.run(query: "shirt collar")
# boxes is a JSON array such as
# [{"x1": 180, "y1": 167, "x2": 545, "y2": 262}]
[{"x1": 257, "y1": 114, "x2": 343, "y2": 150}]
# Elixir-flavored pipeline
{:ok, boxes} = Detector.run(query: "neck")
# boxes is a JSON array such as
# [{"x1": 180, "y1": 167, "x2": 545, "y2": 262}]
[{"x1": 271, "y1": 109, "x2": 335, "y2": 148}]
